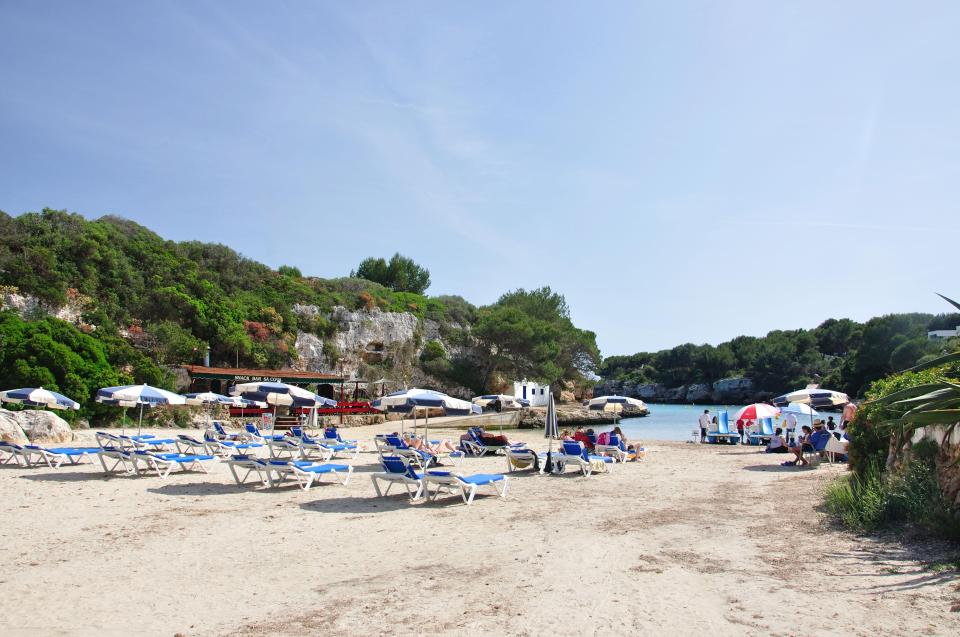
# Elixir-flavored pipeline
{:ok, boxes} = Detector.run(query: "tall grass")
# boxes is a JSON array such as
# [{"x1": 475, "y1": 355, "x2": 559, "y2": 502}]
[{"x1": 824, "y1": 448, "x2": 959, "y2": 540}]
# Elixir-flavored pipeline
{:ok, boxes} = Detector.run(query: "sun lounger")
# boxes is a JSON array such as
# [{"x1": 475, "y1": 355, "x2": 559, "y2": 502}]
[
  {"x1": 504, "y1": 447, "x2": 542, "y2": 473},
  {"x1": 212, "y1": 421, "x2": 241, "y2": 440},
  {"x1": 97, "y1": 446, "x2": 139, "y2": 475},
  {"x1": 748, "y1": 418, "x2": 775, "y2": 446},
  {"x1": 266, "y1": 436, "x2": 303, "y2": 460},
  {"x1": 26, "y1": 445, "x2": 100, "y2": 468},
  {"x1": 382, "y1": 434, "x2": 436, "y2": 469},
  {"x1": 422, "y1": 472, "x2": 509, "y2": 505},
  {"x1": 370, "y1": 455, "x2": 440, "y2": 500},
  {"x1": 558, "y1": 440, "x2": 614, "y2": 476},
  {"x1": 460, "y1": 427, "x2": 516, "y2": 457},
  {"x1": 223, "y1": 454, "x2": 271, "y2": 487},
  {"x1": 132, "y1": 450, "x2": 216, "y2": 478},
  {"x1": 285, "y1": 461, "x2": 353, "y2": 490},
  {"x1": 594, "y1": 434, "x2": 629, "y2": 462},
  {"x1": 705, "y1": 412, "x2": 739, "y2": 445},
  {"x1": 292, "y1": 427, "x2": 360, "y2": 461},
  {"x1": 244, "y1": 423, "x2": 285, "y2": 443},
  {"x1": 823, "y1": 435, "x2": 848, "y2": 463},
  {"x1": 177, "y1": 435, "x2": 214, "y2": 456},
  {"x1": 203, "y1": 431, "x2": 264, "y2": 456},
  {"x1": 323, "y1": 427, "x2": 358, "y2": 446},
  {"x1": 222, "y1": 454, "x2": 351, "y2": 489},
  {"x1": 0, "y1": 441, "x2": 36, "y2": 467}
]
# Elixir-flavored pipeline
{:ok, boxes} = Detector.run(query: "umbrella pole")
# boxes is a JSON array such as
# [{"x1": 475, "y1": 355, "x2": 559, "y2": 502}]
[{"x1": 138, "y1": 404, "x2": 144, "y2": 437}]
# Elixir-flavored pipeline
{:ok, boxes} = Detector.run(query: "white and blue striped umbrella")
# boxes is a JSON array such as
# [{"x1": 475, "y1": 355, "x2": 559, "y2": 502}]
[
  {"x1": 772, "y1": 388, "x2": 849, "y2": 409},
  {"x1": 0, "y1": 387, "x2": 80, "y2": 410},
  {"x1": 226, "y1": 396, "x2": 268, "y2": 409},
  {"x1": 372, "y1": 388, "x2": 480, "y2": 416},
  {"x1": 97, "y1": 383, "x2": 186, "y2": 434},
  {"x1": 183, "y1": 391, "x2": 234, "y2": 406},
  {"x1": 588, "y1": 395, "x2": 648, "y2": 413},
  {"x1": 97, "y1": 383, "x2": 187, "y2": 406},
  {"x1": 229, "y1": 381, "x2": 336, "y2": 408},
  {"x1": 372, "y1": 388, "x2": 480, "y2": 440}
]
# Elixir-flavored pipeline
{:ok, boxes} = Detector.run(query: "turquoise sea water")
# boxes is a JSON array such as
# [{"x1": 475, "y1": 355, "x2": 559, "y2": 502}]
[{"x1": 613, "y1": 403, "x2": 748, "y2": 442}]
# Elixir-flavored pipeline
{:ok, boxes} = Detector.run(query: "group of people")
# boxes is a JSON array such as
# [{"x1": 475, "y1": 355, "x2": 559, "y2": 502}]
[
  {"x1": 559, "y1": 425, "x2": 645, "y2": 461},
  {"x1": 764, "y1": 418, "x2": 848, "y2": 466}
]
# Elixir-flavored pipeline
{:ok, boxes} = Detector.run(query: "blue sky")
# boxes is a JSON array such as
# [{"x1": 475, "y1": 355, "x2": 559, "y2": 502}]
[{"x1": 2, "y1": 1, "x2": 958, "y2": 356}]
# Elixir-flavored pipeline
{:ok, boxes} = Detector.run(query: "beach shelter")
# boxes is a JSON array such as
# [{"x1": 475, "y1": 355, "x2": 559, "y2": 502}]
[
  {"x1": 371, "y1": 388, "x2": 480, "y2": 442},
  {"x1": 0, "y1": 387, "x2": 80, "y2": 411},
  {"x1": 97, "y1": 383, "x2": 186, "y2": 435},
  {"x1": 543, "y1": 392, "x2": 559, "y2": 473}
]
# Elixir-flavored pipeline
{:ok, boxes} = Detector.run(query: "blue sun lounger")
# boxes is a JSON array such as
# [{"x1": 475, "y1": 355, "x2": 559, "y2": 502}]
[
  {"x1": 594, "y1": 434, "x2": 630, "y2": 462},
  {"x1": 1, "y1": 441, "x2": 36, "y2": 467},
  {"x1": 202, "y1": 431, "x2": 264, "y2": 456},
  {"x1": 422, "y1": 472, "x2": 509, "y2": 505},
  {"x1": 97, "y1": 446, "x2": 139, "y2": 475},
  {"x1": 26, "y1": 445, "x2": 100, "y2": 468},
  {"x1": 222, "y1": 454, "x2": 351, "y2": 490},
  {"x1": 460, "y1": 427, "x2": 517, "y2": 457},
  {"x1": 212, "y1": 421, "x2": 241, "y2": 440},
  {"x1": 382, "y1": 434, "x2": 435, "y2": 469},
  {"x1": 370, "y1": 455, "x2": 447, "y2": 500},
  {"x1": 291, "y1": 427, "x2": 360, "y2": 461},
  {"x1": 558, "y1": 440, "x2": 614, "y2": 476},
  {"x1": 244, "y1": 423, "x2": 285, "y2": 443},
  {"x1": 132, "y1": 450, "x2": 216, "y2": 478}
]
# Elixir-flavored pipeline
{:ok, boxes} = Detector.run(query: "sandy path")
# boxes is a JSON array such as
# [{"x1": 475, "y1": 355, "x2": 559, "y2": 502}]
[{"x1": 1, "y1": 424, "x2": 957, "y2": 636}]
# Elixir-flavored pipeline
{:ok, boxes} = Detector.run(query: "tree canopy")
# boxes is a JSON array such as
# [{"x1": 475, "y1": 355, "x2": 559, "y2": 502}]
[{"x1": 352, "y1": 253, "x2": 431, "y2": 294}]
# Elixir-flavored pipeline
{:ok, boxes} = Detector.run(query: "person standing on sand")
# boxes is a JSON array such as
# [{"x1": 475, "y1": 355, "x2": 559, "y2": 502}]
[{"x1": 698, "y1": 409, "x2": 711, "y2": 443}]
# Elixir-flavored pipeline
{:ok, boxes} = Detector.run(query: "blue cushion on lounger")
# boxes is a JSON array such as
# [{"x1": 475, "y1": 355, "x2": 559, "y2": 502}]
[
  {"x1": 299, "y1": 463, "x2": 349, "y2": 473},
  {"x1": 458, "y1": 474, "x2": 505, "y2": 484}
]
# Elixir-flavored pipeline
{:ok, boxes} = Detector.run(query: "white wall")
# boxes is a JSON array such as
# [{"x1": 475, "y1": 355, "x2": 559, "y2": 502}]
[{"x1": 513, "y1": 379, "x2": 550, "y2": 407}]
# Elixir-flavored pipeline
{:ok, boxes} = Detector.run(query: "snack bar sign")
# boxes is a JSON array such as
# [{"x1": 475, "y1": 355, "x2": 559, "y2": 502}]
[{"x1": 232, "y1": 375, "x2": 283, "y2": 383}]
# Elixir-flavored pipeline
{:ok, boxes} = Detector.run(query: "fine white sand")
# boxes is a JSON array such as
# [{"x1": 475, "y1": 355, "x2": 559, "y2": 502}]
[{"x1": 1, "y1": 421, "x2": 958, "y2": 636}]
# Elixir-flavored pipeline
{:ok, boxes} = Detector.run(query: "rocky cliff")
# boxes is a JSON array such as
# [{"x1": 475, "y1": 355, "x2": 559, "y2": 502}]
[{"x1": 594, "y1": 376, "x2": 768, "y2": 404}]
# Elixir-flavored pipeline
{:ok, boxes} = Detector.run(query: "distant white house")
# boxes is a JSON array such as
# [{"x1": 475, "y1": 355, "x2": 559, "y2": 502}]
[
  {"x1": 928, "y1": 326, "x2": 960, "y2": 340},
  {"x1": 514, "y1": 379, "x2": 550, "y2": 407}
]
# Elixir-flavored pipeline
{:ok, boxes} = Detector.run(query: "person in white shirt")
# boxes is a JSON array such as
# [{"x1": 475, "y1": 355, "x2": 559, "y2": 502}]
[
  {"x1": 784, "y1": 412, "x2": 797, "y2": 442},
  {"x1": 698, "y1": 409, "x2": 711, "y2": 443},
  {"x1": 765, "y1": 428, "x2": 787, "y2": 453}
]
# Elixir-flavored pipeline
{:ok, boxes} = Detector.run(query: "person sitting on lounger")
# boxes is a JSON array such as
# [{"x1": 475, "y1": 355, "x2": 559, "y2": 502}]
[
  {"x1": 611, "y1": 425, "x2": 644, "y2": 460},
  {"x1": 573, "y1": 426, "x2": 590, "y2": 448},
  {"x1": 786, "y1": 425, "x2": 814, "y2": 466},
  {"x1": 403, "y1": 432, "x2": 458, "y2": 454},
  {"x1": 765, "y1": 428, "x2": 788, "y2": 453},
  {"x1": 559, "y1": 429, "x2": 574, "y2": 441}
]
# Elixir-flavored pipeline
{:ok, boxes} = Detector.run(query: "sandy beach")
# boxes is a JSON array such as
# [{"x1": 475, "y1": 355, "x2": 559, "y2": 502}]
[{"x1": 2, "y1": 421, "x2": 958, "y2": 637}]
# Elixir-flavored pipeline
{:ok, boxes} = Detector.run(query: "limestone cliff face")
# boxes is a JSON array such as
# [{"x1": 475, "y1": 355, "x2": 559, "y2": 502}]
[
  {"x1": 291, "y1": 305, "x2": 476, "y2": 397},
  {"x1": 0, "y1": 290, "x2": 92, "y2": 329}
]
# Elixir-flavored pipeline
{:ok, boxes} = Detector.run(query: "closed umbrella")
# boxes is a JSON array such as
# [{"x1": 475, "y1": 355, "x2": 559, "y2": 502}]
[
  {"x1": 544, "y1": 392, "x2": 559, "y2": 473},
  {"x1": 0, "y1": 387, "x2": 80, "y2": 411},
  {"x1": 97, "y1": 384, "x2": 186, "y2": 435}
]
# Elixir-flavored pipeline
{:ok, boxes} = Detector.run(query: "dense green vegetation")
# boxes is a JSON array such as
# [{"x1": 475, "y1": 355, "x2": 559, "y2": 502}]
[
  {"x1": 351, "y1": 253, "x2": 431, "y2": 294},
  {"x1": 825, "y1": 294, "x2": 960, "y2": 541},
  {"x1": 0, "y1": 209, "x2": 600, "y2": 419},
  {"x1": 601, "y1": 313, "x2": 959, "y2": 398}
]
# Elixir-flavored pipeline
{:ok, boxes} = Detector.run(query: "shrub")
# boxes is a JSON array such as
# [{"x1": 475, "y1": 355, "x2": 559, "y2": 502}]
[{"x1": 420, "y1": 340, "x2": 446, "y2": 362}]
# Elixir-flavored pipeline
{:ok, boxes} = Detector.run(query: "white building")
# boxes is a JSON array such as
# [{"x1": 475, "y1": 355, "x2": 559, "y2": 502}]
[
  {"x1": 514, "y1": 379, "x2": 550, "y2": 407},
  {"x1": 928, "y1": 326, "x2": 960, "y2": 340}
]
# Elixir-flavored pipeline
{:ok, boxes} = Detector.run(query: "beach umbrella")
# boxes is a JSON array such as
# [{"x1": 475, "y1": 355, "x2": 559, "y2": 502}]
[
  {"x1": 472, "y1": 394, "x2": 526, "y2": 435},
  {"x1": 371, "y1": 388, "x2": 480, "y2": 442},
  {"x1": 772, "y1": 387, "x2": 849, "y2": 409},
  {"x1": 780, "y1": 402, "x2": 820, "y2": 433},
  {"x1": 229, "y1": 381, "x2": 335, "y2": 428},
  {"x1": 588, "y1": 395, "x2": 648, "y2": 426},
  {"x1": 544, "y1": 392, "x2": 559, "y2": 473},
  {"x1": 0, "y1": 387, "x2": 80, "y2": 411},
  {"x1": 733, "y1": 403, "x2": 781, "y2": 423},
  {"x1": 97, "y1": 384, "x2": 186, "y2": 435},
  {"x1": 183, "y1": 391, "x2": 233, "y2": 427},
  {"x1": 225, "y1": 395, "x2": 268, "y2": 419}
]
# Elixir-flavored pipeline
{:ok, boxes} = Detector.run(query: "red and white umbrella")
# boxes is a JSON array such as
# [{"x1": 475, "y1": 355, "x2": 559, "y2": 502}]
[{"x1": 734, "y1": 403, "x2": 780, "y2": 422}]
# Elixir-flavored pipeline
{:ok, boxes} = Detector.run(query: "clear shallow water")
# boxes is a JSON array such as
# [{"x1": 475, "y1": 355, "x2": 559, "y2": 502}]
[{"x1": 614, "y1": 403, "x2": 747, "y2": 442}]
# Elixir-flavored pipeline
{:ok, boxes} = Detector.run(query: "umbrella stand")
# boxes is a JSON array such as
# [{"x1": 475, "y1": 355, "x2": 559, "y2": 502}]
[{"x1": 138, "y1": 404, "x2": 144, "y2": 437}]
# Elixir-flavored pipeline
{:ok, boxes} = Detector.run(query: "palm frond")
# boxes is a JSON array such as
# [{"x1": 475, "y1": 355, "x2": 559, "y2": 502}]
[
  {"x1": 936, "y1": 293, "x2": 960, "y2": 312},
  {"x1": 904, "y1": 351, "x2": 960, "y2": 373}
]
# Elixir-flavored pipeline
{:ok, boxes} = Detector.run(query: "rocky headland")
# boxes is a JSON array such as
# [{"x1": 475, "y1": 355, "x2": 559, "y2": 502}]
[{"x1": 593, "y1": 376, "x2": 771, "y2": 405}]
